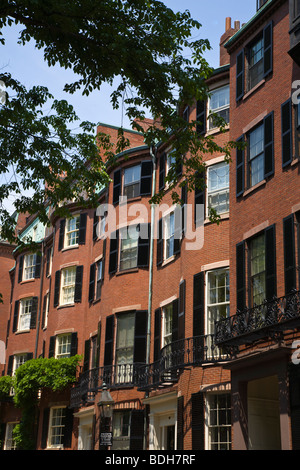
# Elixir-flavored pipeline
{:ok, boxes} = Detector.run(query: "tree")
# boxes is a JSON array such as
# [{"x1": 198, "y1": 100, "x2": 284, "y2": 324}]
[{"x1": 0, "y1": 0, "x2": 238, "y2": 243}]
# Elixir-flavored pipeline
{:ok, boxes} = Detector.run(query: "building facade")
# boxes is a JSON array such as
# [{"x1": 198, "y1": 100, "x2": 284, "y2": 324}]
[{"x1": 0, "y1": 0, "x2": 300, "y2": 451}]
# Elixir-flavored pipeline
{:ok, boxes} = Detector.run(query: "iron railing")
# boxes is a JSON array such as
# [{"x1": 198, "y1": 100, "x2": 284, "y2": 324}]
[
  {"x1": 70, "y1": 334, "x2": 229, "y2": 407},
  {"x1": 215, "y1": 290, "x2": 300, "y2": 348}
]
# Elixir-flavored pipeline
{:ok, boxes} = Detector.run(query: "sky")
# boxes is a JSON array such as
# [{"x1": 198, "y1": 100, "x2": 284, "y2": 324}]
[{"x1": 0, "y1": 0, "x2": 256, "y2": 214}]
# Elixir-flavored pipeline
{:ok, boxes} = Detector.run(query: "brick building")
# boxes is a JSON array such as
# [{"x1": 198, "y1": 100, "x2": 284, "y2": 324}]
[{"x1": 0, "y1": 0, "x2": 299, "y2": 451}]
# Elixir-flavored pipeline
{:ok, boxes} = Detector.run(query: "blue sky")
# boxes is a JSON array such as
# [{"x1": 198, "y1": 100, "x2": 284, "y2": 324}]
[{"x1": 0, "y1": 1, "x2": 256, "y2": 214}]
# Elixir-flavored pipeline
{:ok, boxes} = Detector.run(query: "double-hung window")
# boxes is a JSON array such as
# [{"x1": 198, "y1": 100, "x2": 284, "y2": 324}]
[
  {"x1": 208, "y1": 86, "x2": 230, "y2": 130},
  {"x1": 248, "y1": 36, "x2": 264, "y2": 90},
  {"x1": 48, "y1": 407, "x2": 66, "y2": 448},
  {"x1": 207, "y1": 162, "x2": 229, "y2": 215},
  {"x1": 65, "y1": 215, "x2": 80, "y2": 247},
  {"x1": 119, "y1": 227, "x2": 139, "y2": 271},
  {"x1": 112, "y1": 411, "x2": 131, "y2": 450},
  {"x1": 123, "y1": 165, "x2": 141, "y2": 199},
  {"x1": 13, "y1": 354, "x2": 27, "y2": 375},
  {"x1": 60, "y1": 267, "x2": 76, "y2": 305},
  {"x1": 250, "y1": 233, "x2": 266, "y2": 306},
  {"x1": 207, "y1": 394, "x2": 231, "y2": 450},
  {"x1": 297, "y1": 98, "x2": 300, "y2": 157},
  {"x1": 163, "y1": 304, "x2": 173, "y2": 348},
  {"x1": 56, "y1": 334, "x2": 72, "y2": 359},
  {"x1": 24, "y1": 254, "x2": 36, "y2": 280},
  {"x1": 4, "y1": 423, "x2": 18, "y2": 450},
  {"x1": 19, "y1": 298, "x2": 33, "y2": 331},
  {"x1": 248, "y1": 124, "x2": 265, "y2": 187},
  {"x1": 115, "y1": 313, "x2": 135, "y2": 383},
  {"x1": 165, "y1": 212, "x2": 175, "y2": 260},
  {"x1": 96, "y1": 259, "x2": 103, "y2": 299}
]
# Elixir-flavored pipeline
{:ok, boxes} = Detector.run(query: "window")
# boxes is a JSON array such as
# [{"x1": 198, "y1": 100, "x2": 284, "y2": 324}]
[
  {"x1": 42, "y1": 292, "x2": 50, "y2": 329},
  {"x1": 166, "y1": 151, "x2": 176, "y2": 176},
  {"x1": 207, "y1": 394, "x2": 231, "y2": 450},
  {"x1": 165, "y1": 212, "x2": 175, "y2": 260},
  {"x1": 96, "y1": 259, "x2": 103, "y2": 299},
  {"x1": 13, "y1": 354, "x2": 28, "y2": 375},
  {"x1": 115, "y1": 313, "x2": 135, "y2": 383},
  {"x1": 250, "y1": 233, "x2": 266, "y2": 306},
  {"x1": 19, "y1": 298, "x2": 33, "y2": 331},
  {"x1": 60, "y1": 267, "x2": 76, "y2": 305},
  {"x1": 208, "y1": 86, "x2": 230, "y2": 130},
  {"x1": 23, "y1": 253, "x2": 37, "y2": 280},
  {"x1": 112, "y1": 411, "x2": 131, "y2": 450},
  {"x1": 162, "y1": 304, "x2": 173, "y2": 348},
  {"x1": 297, "y1": 98, "x2": 300, "y2": 157},
  {"x1": 206, "y1": 269, "x2": 230, "y2": 334},
  {"x1": 248, "y1": 36, "x2": 264, "y2": 90},
  {"x1": 4, "y1": 423, "x2": 18, "y2": 450},
  {"x1": 248, "y1": 124, "x2": 265, "y2": 187},
  {"x1": 56, "y1": 334, "x2": 72, "y2": 359},
  {"x1": 207, "y1": 162, "x2": 229, "y2": 215},
  {"x1": 123, "y1": 165, "x2": 141, "y2": 199},
  {"x1": 295, "y1": 0, "x2": 300, "y2": 18},
  {"x1": 120, "y1": 228, "x2": 138, "y2": 271},
  {"x1": 65, "y1": 215, "x2": 80, "y2": 247},
  {"x1": 48, "y1": 407, "x2": 66, "y2": 448}
]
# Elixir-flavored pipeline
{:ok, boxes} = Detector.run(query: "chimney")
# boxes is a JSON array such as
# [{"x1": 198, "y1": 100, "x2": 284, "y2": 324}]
[{"x1": 219, "y1": 17, "x2": 241, "y2": 66}]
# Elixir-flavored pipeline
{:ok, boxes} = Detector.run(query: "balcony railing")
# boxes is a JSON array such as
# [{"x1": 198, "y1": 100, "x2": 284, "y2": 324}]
[
  {"x1": 215, "y1": 290, "x2": 300, "y2": 348},
  {"x1": 70, "y1": 334, "x2": 229, "y2": 407}
]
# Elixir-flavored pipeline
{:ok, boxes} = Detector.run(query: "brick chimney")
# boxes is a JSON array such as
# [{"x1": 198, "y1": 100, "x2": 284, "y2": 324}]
[{"x1": 219, "y1": 17, "x2": 241, "y2": 66}]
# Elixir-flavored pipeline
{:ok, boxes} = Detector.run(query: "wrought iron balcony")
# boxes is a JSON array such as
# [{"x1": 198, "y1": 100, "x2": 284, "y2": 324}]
[
  {"x1": 70, "y1": 334, "x2": 229, "y2": 406},
  {"x1": 215, "y1": 290, "x2": 300, "y2": 349}
]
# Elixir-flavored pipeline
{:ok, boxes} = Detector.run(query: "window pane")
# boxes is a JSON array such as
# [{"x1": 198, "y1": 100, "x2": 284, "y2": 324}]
[
  {"x1": 50, "y1": 408, "x2": 66, "y2": 447},
  {"x1": 208, "y1": 394, "x2": 231, "y2": 450},
  {"x1": 208, "y1": 86, "x2": 230, "y2": 129},
  {"x1": 248, "y1": 37, "x2": 264, "y2": 89},
  {"x1": 61, "y1": 267, "x2": 76, "y2": 304},
  {"x1": 24, "y1": 254, "x2": 36, "y2": 280},
  {"x1": 249, "y1": 125, "x2": 264, "y2": 187},
  {"x1": 57, "y1": 334, "x2": 71, "y2": 358},
  {"x1": 208, "y1": 162, "x2": 229, "y2": 214},
  {"x1": 124, "y1": 166, "x2": 141, "y2": 199},
  {"x1": 19, "y1": 298, "x2": 32, "y2": 331},
  {"x1": 251, "y1": 234, "x2": 266, "y2": 305},
  {"x1": 66, "y1": 216, "x2": 80, "y2": 246},
  {"x1": 165, "y1": 212, "x2": 175, "y2": 259},
  {"x1": 120, "y1": 229, "x2": 138, "y2": 271}
]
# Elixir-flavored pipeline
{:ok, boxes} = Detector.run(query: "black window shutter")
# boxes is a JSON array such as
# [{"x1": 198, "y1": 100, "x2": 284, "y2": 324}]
[
  {"x1": 78, "y1": 213, "x2": 87, "y2": 245},
  {"x1": 30, "y1": 296, "x2": 38, "y2": 329},
  {"x1": 265, "y1": 225, "x2": 277, "y2": 301},
  {"x1": 137, "y1": 223, "x2": 150, "y2": 268},
  {"x1": 140, "y1": 160, "x2": 153, "y2": 196},
  {"x1": 18, "y1": 255, "x2": 24, "y2": 283},
  {"x1": 284, "y1": 214, "x2": 296, "y2": 295},
  {"x1": 192, "y1": 392, "x2": 205, "y2": 450},
  {"x1": 7, "y1": 355, "x2": 14, "y2": 376},
  {"x1": 62, "y1": 407, "x2": 74, "y2": 448},
  {"x1": 113, "y1": 169, "x2": 121, "y2": 205},
  {"x1": 156, "y1": 219, "x2": 163, "y2": 267},
  {"x1": 172, "y1": 298, "x2": 179, "y2": 343},
  {"x1": 42, "y1": 294, "x2": 47, "y2": 329},
  {"x1": 26, "y1": 352, "x2": 33, "y2": 361},
  {"x1": 196, "y1": 100, "x2": 207, "y2": 135},
  {"x1": 88, "y1": 263, "x2": 96, "y2": 303},
  {"x1": 178, "y1": 280, "x2": 186, "y2": 341},
  {"x1": 74, "y1": 266, "x2": 83, "y2": 303},
  {"x1": 133, "y1": 310, "x2": 148, "y2": 364},
  {"x1": 193, "y1": 272, "x2": 204, "y2": 337},
  {"x1": 13, "y1": 300, "x2": 19, "y2": 333},
  {"x1": 54, "y1": 270, "x2": 61, "y2": 307},
  {"x1": 48, "y1": 336, "x2": 56, "y2": 358},
  {"x1": 104, "y1": 315, "x2": 114, "y2": 367},
  {"x1": 70, "y1": 332, "x2": 78, "y2": 356},
  {"x1": 263, "y1": 22, "x2": 273, "y2": 77},
  {"x1": 108, "y1": 230, "x2": 119, "y2": 274},
  {"x1": 236, "y1": 135, "x2": 245, "y2": 197},
  {"x1": 58, "y1": 219, "x2": 65, "y2": 251},
  {"x1": 236, "y1": 241, "x2": 246, "y2": 311},
  {"x1": 130, "y1": 410, "x2": 144, "y2": 450},
  {"x1": 195, "y1": 171, "x2": 206, "y2": 225},
  {"x1": 264, "y1": 112, "x2": 274, "y2": 178},
  {"x1": 0, "y1": 423, "x2": 6, "y2": 450},
  {"x1": 159, "y1": 153, "x2": 166, "y2": 191},
  {"x1": 281, "y1": 99, "x2": 293, "y2": 168},
  {"x1": 93, "y1": 210, "x2": 98, "y2": 240},
  {"x1": 154, "y1": 308, "x2": 161, "y2": 362},
  {"x1": 83, "y1": 338, "x2": 91, "y2": 371},
  {"x1": 236, "y1": 49, "x2": 245, "y2": 101},
  {"x1": 289, "y1": 364, "x2": 300, "y2": 450},
  {"x1": 177, "y1": 396, "x2": 184, "y2": 450},
  {"x1": 181, "y1": 183, "x2": 187, "y2": 236},
  {"x1": 95, "y1": 321, "x2": 101, "y2": 367},
  {"x1": 174, "y1": 208, "x2": 182, "y2": 256},
  {"x1": 41, "y1": 408, "x2": 50, "y2": 449},
  {"x1": 35, "y1": 253, "x2": 41, "y2": 279}
]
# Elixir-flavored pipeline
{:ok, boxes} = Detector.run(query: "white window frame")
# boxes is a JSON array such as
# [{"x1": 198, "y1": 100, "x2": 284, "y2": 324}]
[
  {"x1": 112, "y1": 410, "x2": 131, "y2": 450},
  {"x1": 208, "y1": 85, "x2": 230, "y2": 131},
  {"x1": 115, "y1": 312, "x2": 135, "y2": 383},
  {"x1": 96, "y1": 259, "x2": 103, "y2": 299},
  {"x1": 123, "y1": 164, "x2": 141, "y2": 199},
  {"x1": 44, "y1": 292, "x2": 50, "y2": 329},
  {"x1": 55, "y1": 333, "x2": 72, "y2": 359},
  {"x1": 18, "y1": 297, "x2": 33, "y2": 332},
  {"x1": 60, "y1": 266, "x2": 76, "y2": 306},
  {"x1": 47, "y1": 406, "x2": 67, "y2": 449},
  {"x1": 207, "y1": 161, "x2": 229, "y2": 216},
  {"x1": 119, "y1": 226, "x2": 139, "y2": 271},
  {"x1": 205, "y1": 393, "x2": 231, "y2": 450},
  {"x1": 65, "y1": 215, "x2": 80, "y2": 248},
  {"x1": 162, "y1": 303, "x2": 173, "y2": 349},
  {"x1": 4, "y1": 422, "x2": 18, "y2": 450},
  {"x1": 13, "y1": 353, "x2": 28, "y2": 375},
  {"x1": 164, "y1": 212, "x2": 175, "y2": 261},
  {"x1": 23, "y1": 253, "x2": 37, "y2": 280}
]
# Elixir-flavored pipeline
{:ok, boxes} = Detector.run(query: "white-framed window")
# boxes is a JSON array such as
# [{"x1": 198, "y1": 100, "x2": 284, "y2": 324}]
[
  {"x1": 4, "y1": 422, "x2": 18, "y2": 450},
  {"x1": 123, "y1": 165, "x2": 141, "y2": 199},
  {"x1": 112, "y1": 410, "x2": 131, "y2": 450},
  {"x1": 55, "y1": 334, "x2": 72, "y2": 359},
  {"x1": 164, "y1": 212, "x2": 175, "y2": 260},
  {"x1": 12, "y1": 354, "x2": 28, "y2": 375},
  {"x1": 65, "y1": 215, "x2": 80, "y2": 247},
  {"x1": 250, "y1": 233, "x2": 266, "y2": 307},
  {"x1": 60, "y1": 267, "x2": 76, "y2": 305},
  {"x1": 96, "y1": 259, "x2": 103, "y2": 299},
  {"x1": 248, "y1": 35, "x2": 264, "y2": 91},
  {"x1": 207, "y1": 161, "x2": 229, "y2": 215},
  {"x1": 166, "y1": 150, "x2": 176, "y2": 176},
  {"x1": 48, "y1": 407, "x2": 66, "y2": 448},
  {"x1": 43, "y1": 292, "x2": 50, "y2": 329},
  {"x1": 115, "y1": 313, "x2": 135, "y2": 383},
  {"x1": 206, "y1": 393, "x2": 231, "y2": 450},
  {"x1": 18, "y1": 298, "x2": 33, "y2": 331},
  {"x1": 208, "y1": 85, "x2": 230, "y2": 130},
  {"x1": 119, "y1": 227, "x2": 138, "y2": 271},
  {"x1": 23, "y1": 253, "x2": 37, "y2": 280},
  {"x1": 162, "y1": 303, "x2": 173, "y2": 348},
  {"x1": 248, "y1": 123, "x2": 264, "y2": 187}
]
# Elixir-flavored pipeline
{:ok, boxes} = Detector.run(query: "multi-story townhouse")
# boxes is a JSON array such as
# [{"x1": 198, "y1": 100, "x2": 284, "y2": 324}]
[{"x1": 215, "y1": 0, "x2": 300, "y2": 450}]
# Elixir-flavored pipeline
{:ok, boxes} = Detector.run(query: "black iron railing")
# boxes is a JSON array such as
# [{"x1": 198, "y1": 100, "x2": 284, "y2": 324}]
[
  {"x1": 70, "y1": 334, "x2": 229, "y2": 407},
  {"x1": 215, "y1": 290, "x2": 300, "y2": 348}
]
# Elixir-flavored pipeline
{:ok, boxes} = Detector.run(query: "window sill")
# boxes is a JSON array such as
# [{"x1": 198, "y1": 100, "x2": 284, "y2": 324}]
[
  {"x1": 20, "y1": 279, "x2": 35, "y2": 285},
  {"x1": 243, "y1": 179, "x2": 266, "y2": 197},
  {"x1": 119, "y1": 196, "x2": 142, "y2": 204},
  {"x1": 15, "y1": 329, "x2": 30, "y2": 335},
  {"x1": 116, "y1": 267, "x2": 139, "y2": 276},
  {"x1": 205, "y1": 124, "x2": 230, "y2": 136},
  {"x1": 161, "y1": 255, "x2": 176, "y2": 267},
  {"x1": 61, "y1": 244, "x2": 79, "y2": 252},
  {"x1": 291, "y1": 157, "x2": 300, "y2": 166},
  {"x1": 243, "y1": 79, "x2": 265, "y2": 101},
  {"x1": 204, "y1": 212, "x2": 229, "y2": 225},
  {"x1": 57, "y1": 303, "x2": 75, "y2": 310}
]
